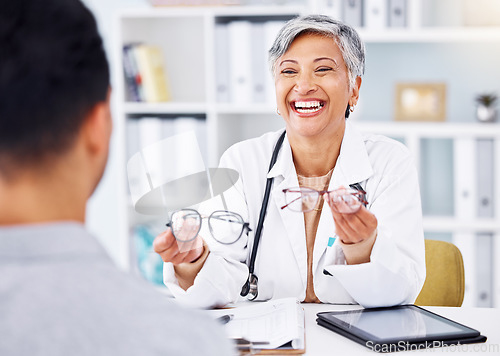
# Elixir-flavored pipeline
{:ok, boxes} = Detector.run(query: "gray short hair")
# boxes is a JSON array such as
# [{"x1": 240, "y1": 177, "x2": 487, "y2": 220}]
[{"x1": 269, "y1": 14, "x2": 365, "y2": 89}]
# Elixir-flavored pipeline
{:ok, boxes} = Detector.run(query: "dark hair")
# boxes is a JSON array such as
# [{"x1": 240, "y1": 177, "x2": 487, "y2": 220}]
[{"x1": 0, "y1": 0, "x2": 109, "y2": 175}]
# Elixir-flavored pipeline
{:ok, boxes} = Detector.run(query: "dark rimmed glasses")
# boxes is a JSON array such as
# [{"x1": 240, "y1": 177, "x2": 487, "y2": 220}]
[
  {"x1": 281, "y1": 186, "x2": 368, "y2": 214},
  {"x1": 166, "y1": 209, "x2": 251, "y2": 245}
]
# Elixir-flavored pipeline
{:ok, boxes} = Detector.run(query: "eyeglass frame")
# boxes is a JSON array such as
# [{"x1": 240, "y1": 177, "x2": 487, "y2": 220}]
[
  {"x1": 166, "y1": 208, "x2": 252, "y2": 245},
  {"x1": 280, "y1": 185, "x2": 368, "y2": 212}
]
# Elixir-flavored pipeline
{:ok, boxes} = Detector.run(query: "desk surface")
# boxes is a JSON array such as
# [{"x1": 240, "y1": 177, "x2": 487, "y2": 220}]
[{"x1": 303, "y1": 304, "x2": 499, "y2": 355}]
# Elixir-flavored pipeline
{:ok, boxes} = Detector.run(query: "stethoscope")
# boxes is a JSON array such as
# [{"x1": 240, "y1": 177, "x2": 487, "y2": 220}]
[{"x1": 239, "y1": 127, "x2": 367, "y2": 301}]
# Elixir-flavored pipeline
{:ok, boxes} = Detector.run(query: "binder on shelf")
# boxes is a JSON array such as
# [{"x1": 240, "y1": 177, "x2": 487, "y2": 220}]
[
  {"x1": 137, "y1": 117, "x2": 165, "y2": 185},
  {"x1": 343, "y1": 0, "x2": 363, "y2": 28},
  {"x1": 126, "y1": 118, "x2": 141, "y2": 161},
  {"x1": 322, "y1": 0, "x2": 344, "y2": 20},
  {"x1": 453, "y1": 138, "x2": 477, "y2": 220},
  {"x1": 475, "y1": 233, "x2": 493, "y2": 307},
  {"x1": 474, "y1": 139, "x2": 494, "y2": 308},
  {"x1": 388, "y1": 0, "x2": 407, "y2": 27},
  {"x1": 452, "y1": 232, "x2": 475, "y2": 307},
  {"x1": 264, "y1": 20, "x2": 285, "y2": 105},
  {"x1": 126, "y1": 117, "x2": 164, "y2": 208},
  {"x1": 214, "y1": 23, "x2": 231, "y2": 103},
  {"x1": 173, "y1": 116, "x2": 208, "y2": 165},
  {"x1": 123, "y1": 44, "x2": 143, "y2": 102},
  {"x1": 133, "y1": 44, "x2": 171, "y2": 103},
  {"x1": 250, "y1": 22, "x2": 267, "y2": 103},
  {"x1": 137, "y1": 117, "x2": 165, "y2": 150},
  {"x1": 452, "y1": 137, "x2": 477, "y2": 307},
  {"x1": 228, "y1": 20, "x2": 253, "y2": 104},
  {"x1": 364, "y1": 0, "x2": 388, "y2": 29},
  {"x1": 127, "y1": 117, "x2": 208, "y2": 214},
  {"x1": 476, "y1": 138, "x2": 494, "y2": 218}
]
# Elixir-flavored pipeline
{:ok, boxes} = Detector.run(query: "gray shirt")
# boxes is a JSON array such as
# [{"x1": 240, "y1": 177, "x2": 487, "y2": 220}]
[{"x1": 0, "y1": 222, "x2": 233, "y2": 356}]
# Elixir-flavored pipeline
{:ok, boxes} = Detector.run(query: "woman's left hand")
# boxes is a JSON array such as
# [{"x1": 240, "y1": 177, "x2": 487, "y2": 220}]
[{"x1": 323, "y1": 192, "x2": 377, "y2": 245}]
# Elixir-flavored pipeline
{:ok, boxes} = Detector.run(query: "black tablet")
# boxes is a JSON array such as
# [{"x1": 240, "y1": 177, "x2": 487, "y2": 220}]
[{"x1": 316, "y1": 305, "x2": 487, "y2": 353}]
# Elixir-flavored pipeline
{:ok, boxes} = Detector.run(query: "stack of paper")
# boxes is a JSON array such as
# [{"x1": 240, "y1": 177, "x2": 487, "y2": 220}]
[{"x1": 208, "y1": 297, "x2": 305, "y2": 354}]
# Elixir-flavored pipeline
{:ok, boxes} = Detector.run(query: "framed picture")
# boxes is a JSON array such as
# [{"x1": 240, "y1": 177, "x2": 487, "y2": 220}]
[{"x1": 395, "y1": 83, "x2": 447, "y2": 121}]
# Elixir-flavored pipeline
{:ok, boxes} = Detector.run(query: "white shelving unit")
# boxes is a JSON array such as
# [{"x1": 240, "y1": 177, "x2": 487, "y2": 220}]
[{"x1": 113, "y1": 0, "x2": 500, "y2": 306}]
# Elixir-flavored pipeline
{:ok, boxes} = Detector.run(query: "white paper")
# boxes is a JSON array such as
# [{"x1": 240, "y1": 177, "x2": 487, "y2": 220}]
[{"x1": 208, "y1": 297, "x2": 304, "y2": 350}]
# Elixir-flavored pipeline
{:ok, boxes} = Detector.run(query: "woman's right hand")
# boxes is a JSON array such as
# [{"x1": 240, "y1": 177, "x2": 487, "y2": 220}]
[{"x1": 153, "y1": 229, "x2": 204, "y2": 265}]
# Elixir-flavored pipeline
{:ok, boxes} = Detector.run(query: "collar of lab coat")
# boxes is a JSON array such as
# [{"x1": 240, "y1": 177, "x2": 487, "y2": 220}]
[{"x1": 267, "y1": 121, "x2": 374, "y2": 186}]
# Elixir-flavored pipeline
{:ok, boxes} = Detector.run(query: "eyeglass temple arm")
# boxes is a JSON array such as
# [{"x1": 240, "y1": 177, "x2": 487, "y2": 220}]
[
  {"x1": 243, "y1": 222, "x2": 252, "y2": 233},
  {"x1": 281, "y1": 188, "x2": 332, "y2": 210},
  {"x1": 210, "y1": 215, "x2": 251, "y2": 229},
  {"x1": 280, "y1": 195, "x2": 302, "y2": 210},
  {"x1": 349, "y1": 183, "x2": 368, "y2": 207}
]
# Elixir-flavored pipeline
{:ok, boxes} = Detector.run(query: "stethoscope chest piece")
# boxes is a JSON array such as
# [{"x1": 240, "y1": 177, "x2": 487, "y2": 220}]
[
  {"x1": 247, "y1": 273, "x2": 258, "y2": 301},
  {"x1": 241, "y1": 273, "x2": 258, "y2": 300}
]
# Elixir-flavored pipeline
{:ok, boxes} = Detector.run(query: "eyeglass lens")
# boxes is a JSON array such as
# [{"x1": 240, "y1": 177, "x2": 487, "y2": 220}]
[
  {"x1": 170, "y1": 209, "x2": 201, "y2": 242},
  {"x1": 283, "y1": 187, "x2": 364, "y2": 213},
  {"x1": 330, "y1": 187, "x2": 362, "y2": 214},
  {"x1": 209, "y1": 211, "x2": 245, "y2": 245},
  {"x1": 170, "y1": 209, "x2": 246, "y2": 245},
  {"x1": 283, "y1": 188, "x2": 320, "y2": 212}
]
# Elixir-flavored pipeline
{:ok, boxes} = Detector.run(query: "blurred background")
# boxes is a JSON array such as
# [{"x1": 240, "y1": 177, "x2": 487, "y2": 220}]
[{"x1": 81, "y1": 0, "x2": 500, "y2": 307}]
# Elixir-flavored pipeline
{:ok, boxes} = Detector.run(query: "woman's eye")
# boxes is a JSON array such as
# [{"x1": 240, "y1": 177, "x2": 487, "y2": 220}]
[
  {"x1": 281, "y1": 69, "x2": 297, "y2": 75},
  {"x1": 316, "y1": 67, "x2": 333, "y2": 73}
]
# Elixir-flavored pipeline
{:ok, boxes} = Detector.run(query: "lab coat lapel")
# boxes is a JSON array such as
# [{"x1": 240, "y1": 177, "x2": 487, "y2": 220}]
[
  {"x1": 268, "y1": 136, "x2": 308, "y2": 289},
  {"x1": 313, "y1": 122, "x2": 374, "y2": 269}
]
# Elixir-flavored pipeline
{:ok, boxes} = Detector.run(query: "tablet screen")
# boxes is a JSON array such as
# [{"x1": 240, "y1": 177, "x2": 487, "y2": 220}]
[{"x1": 318, "y1": 305, "x2": 478, "y2": 342}]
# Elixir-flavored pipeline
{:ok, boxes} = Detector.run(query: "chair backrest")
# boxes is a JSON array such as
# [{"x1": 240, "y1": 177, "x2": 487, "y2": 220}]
[{"x1": 415, "y1": 239, "x2": 465, "y2": 307}]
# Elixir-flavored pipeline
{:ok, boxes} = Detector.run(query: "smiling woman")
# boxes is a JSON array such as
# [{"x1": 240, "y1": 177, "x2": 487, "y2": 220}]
[
  {"x1": 273, "y1": 33, "x2": 361, "y2": 175},
  {"x1": 154, "y1": 15, "x2": 426, "y2": 310}
]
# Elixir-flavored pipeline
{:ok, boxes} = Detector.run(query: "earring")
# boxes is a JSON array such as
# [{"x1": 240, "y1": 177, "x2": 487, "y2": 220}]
[
  {"x1": 350, "y1": 105, "x2": 355, "y2": 113},
  {"x1": 276, "y1": 108, "x2": 281, "y2": 115}
]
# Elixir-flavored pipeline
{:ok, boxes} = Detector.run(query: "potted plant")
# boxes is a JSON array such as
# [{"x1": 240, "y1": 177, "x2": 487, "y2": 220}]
[{"x1": 475, "y1": 93, "x2": 498, "y2": 123}]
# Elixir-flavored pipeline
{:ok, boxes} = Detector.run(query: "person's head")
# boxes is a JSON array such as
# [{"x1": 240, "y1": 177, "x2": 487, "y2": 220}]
[
  {"x1": 270, "y1": 14, "x2": 365, "y2": 92},
  {"x1": 269, "y1": 15, "x2": 365, "y2": 139},
  {"x1": 0, "y1": 0, "x2": 111, "y2": 190}
]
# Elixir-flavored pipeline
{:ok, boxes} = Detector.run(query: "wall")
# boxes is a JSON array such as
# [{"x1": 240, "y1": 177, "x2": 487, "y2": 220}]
[{"x1": 360, "y1": 43, "x2": 500, "y2": 123}]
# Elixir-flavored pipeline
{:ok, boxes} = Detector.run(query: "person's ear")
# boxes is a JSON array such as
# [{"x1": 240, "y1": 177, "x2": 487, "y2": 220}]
[
  {"x1": 81, "y1": 88, "x2": 112, "y2": 157},
  {"x1": 350, "y1": 76, "x2": 362, "y2": 107}
]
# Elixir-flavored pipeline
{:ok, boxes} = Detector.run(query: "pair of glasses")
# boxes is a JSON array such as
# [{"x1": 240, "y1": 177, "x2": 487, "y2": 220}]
[
  {"x1": 166, "y1": 209, "x2": 251, "y2": 245},
  {"x1": 281, "y1": 186, "x2": 368, "y2": 214}
]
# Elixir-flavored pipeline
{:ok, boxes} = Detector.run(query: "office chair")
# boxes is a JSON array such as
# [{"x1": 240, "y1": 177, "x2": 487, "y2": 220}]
[{"x1": 415, "y1": 239, "x2": 465, "y2": 307}]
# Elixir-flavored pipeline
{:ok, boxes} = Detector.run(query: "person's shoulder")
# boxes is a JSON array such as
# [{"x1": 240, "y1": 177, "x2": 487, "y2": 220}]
[
  {"x1": 130, "y1": 295, "x2": 233, "y2": 355},
  {"x1": 349, "y1": 123, "x2": 414, "y2": 171},
  {"x1": 70, "y1": 245, "x2": 233, "y2": 355},
  {"x1": 0, "y1": 224, "x2": 233, "y2": 356},
  {"x1": 359, "y1": 129, "x2": 411, "y2": 160}
]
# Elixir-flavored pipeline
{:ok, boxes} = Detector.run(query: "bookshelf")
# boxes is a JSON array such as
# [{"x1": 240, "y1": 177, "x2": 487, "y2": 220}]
[{"x1": 113, "y1": 0, "x2": 500, "y2": 307}]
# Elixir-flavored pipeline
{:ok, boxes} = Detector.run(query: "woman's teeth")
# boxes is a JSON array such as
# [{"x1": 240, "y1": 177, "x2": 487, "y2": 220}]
[{"x1": 293, "y1": 101, "x2": 324, "y2": 113}]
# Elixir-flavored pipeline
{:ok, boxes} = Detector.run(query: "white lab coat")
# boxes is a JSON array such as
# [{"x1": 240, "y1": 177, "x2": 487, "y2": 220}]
[{"x1": 163, "y1": 121, "x2": 426, "y2": 309}]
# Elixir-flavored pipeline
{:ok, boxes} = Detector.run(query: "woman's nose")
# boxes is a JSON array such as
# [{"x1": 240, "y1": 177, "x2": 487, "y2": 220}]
[{"x1": 293, "y1": 74, "x2": 317, "y2": 95}]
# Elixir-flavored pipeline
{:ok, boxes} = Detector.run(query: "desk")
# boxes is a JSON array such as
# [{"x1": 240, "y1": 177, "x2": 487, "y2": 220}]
[{"x1": 303, "y1": 304, "x2": 499, "y2": 355}]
